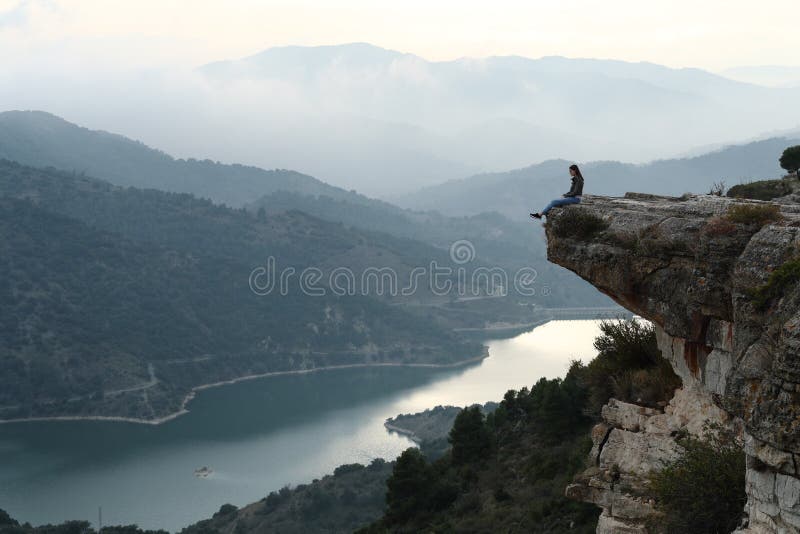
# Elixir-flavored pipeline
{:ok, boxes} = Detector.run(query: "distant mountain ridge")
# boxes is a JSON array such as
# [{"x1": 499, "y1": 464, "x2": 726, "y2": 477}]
[
  {"x1": 5, "y1": 43, "x2": 800, "y2": 196},
  {"x1": 721, "y1": 65, "x2": 800, "y2": 88},
  {"x1": 396, "y1": 137, "x2": 800, "y2": 218},
  {"x1": 0, "y1": 110, "x2": 360, "y2": 207},
  {"x1": 192, "y1": 42, "x2": 800, "y2": 195}
]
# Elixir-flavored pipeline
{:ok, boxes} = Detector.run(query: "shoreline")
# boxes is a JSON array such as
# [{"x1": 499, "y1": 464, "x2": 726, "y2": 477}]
[
  {"x1": 452, "y1": 317, "x2": 552, "y2": 333},
  {"x1": 0, "y1": 354, "x2": 489, "y2": 427},
  {"x1": 383, "y1": 422, "x2": 423, "y2": 444}
]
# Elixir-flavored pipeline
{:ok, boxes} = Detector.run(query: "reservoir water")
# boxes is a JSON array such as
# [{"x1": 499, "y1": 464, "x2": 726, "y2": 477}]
[{"x1": 0, "y1": 319, "x2": 603, "y2": 532}]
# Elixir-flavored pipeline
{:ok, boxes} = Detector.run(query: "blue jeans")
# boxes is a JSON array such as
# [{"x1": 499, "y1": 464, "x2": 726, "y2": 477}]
[{"x1": 542, "y1": 196, "x2": 581, "y2": 215}]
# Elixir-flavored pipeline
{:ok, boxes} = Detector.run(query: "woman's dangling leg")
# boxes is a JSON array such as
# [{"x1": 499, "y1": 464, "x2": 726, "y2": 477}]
[
  {"x1": 533, "y1": 196, "x2": 581, "y2": 219},
  {"x1": 543, "y1": 197, "x2": 570, "y2": 215},
  {"x1": 543, "y1": 196, "x2": 581, "y2": 215},
  {"x1": 540, "y1": 199, "x2": 558, "y2": 215}
]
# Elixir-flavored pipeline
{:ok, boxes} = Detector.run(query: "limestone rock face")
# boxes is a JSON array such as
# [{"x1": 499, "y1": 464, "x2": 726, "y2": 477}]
[
  {"x1": 567, "y1": 388, "x2": 735, "y2": 533},
  {"x1": 547, "y1": 194, "x2": 800, "y2": 533}
]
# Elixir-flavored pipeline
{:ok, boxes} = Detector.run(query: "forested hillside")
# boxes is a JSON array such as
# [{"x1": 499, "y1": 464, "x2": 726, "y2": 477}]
[
  {"x1": 181, "y1": 461, "x2": 395, "y2": 534},
  {"x1": 0, "y1": 163, "x2": 486, "y2": 421},
  {"x1": 0, "y1": 159, "x2": 448, "y2": 273},
  {"x1": 358, "y1": 321, "x2": 684, "y2": 533},
  {"x1": 249, "y1": 190, "x2": 610, "y2": 305},
  {"x1": 0, "y1": 110, "x2": 612, "y2": 307}
]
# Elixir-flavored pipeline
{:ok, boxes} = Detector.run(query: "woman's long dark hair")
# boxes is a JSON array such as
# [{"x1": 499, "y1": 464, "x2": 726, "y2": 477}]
[{"x1": 569, "y1": 164, "x2": 583, "y2": 179}]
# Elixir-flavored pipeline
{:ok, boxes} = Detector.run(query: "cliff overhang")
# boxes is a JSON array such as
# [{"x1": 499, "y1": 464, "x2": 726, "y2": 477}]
[{"x1": 547, "y1": 193, "x2": 800, "y2": 533}]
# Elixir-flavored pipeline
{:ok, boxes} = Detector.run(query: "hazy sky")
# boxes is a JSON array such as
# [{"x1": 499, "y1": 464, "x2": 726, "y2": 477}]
[{"x1": 1, "y1": 0, "x2": 799, "y2": 72}]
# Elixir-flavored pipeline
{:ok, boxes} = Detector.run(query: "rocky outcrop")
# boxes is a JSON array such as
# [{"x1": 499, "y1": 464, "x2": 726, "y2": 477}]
[
  {"x1": 567, "y1": 389, "x2": 737, "y2": 533},
  {"x1": 547, "y1": 194, "x2": 800, "y2": 533}
]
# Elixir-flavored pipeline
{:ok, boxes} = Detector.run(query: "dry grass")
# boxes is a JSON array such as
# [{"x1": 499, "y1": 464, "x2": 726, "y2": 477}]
[
  {"x1": 725, "y1": 203, "x2": 782, "y2": 226},
  {"x1": 703, "y1": 216, "x2": 738, "y2": 236}
]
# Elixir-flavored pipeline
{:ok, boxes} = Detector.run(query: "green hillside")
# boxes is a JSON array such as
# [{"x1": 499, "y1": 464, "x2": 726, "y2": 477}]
[
  {"x1": 0, "y1": 111, "x2": 611, "y2": 308},
  {"x1": 249, "y1": 190, "x2": 611, "y2": 307},
  {"x1": 0, "y1": 192, "x2": 481, "y2": 422},
  {"x1": 0, "y1": 159, "x2": 446, "y2": 273},
  {"x1": 180, "y1": 460, "x2": 395, "y2": 534},
  {"x1": 251, "y1": 190, "x2": 541, "y2": 269}
]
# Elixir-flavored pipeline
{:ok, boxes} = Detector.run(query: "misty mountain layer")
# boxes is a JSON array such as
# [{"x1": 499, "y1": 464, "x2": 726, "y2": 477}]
[{"x1": 4, "y1": 43, "x2": 800, "y2": 196}]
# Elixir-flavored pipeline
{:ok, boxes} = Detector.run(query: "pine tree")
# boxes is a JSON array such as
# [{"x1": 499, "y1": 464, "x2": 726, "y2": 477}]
[
  {"x1": 448, "y1": 406, "x2": 492, "y2": 465},
  {"x1": 385, "y1": 448, "x2": 432, "y2": 524}
]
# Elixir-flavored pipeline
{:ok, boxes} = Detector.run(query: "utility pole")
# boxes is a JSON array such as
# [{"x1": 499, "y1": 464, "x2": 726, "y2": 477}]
[{"x1": 98, "y1": 507, "x2": 102, "y2": 534}]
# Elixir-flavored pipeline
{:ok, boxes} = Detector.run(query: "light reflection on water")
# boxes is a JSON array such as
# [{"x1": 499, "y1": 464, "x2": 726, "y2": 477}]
[{"x1": 0, "y1": 319, "x2": 602, "y2": 532}]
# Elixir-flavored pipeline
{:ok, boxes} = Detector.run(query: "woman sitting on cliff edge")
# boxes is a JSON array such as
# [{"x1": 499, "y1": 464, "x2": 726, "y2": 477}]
[{"x1": 530, "y1": 164, "x2": 584, "y2": 219}]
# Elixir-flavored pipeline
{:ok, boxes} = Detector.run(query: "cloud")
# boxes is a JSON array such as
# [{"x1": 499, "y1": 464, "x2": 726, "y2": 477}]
[
  {"x1": 0, "y1": 1, "x2": 31, "y2": 28},
  {"x1": 0, "y1": 0, "x2": 57, "y2": 28}
]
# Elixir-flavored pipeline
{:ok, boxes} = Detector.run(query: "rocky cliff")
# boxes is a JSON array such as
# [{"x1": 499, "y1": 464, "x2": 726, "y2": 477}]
[{"x1": 546, "y1": 193, "x2": 800, "y2": 533}]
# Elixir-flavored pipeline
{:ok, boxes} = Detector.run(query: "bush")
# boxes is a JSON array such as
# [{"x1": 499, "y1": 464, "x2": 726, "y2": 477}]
[
  {"x1": 750, "y1": 257, "x2": 800, "y2": 309},
  {"x1": 260, "y1": 485, "x2": 292, "y2": 514},
  {"x1": 578, "y1": 319, "x2": 678, "y2": 416},
  {"x1": 550, "y1": 210, "x2": 609, "y2": 239},
  {"x1": 610, "y1": 358, "x2": 681, "y2": 409},
  {"x1": 649, "y1": 424, "x2": 745, "y2": 534},
  {"x1": 702, "y1": 216, "x2": 738, "y2": 236},
  {"x1": 725, "y1": 203, "x2": 782, "y2": 225},
  {"x1": 727, "y1": 179, "x2": 792, "y2": 201},
  {"x1": 212, "y1": 504, "x2": 238, "y2": 518},
  {"x1": 708, "y1": 180, "x2": 726, "y2": 196},
  {"x1": 593, "y1": 319, "x2": 661, "y2": 366}
]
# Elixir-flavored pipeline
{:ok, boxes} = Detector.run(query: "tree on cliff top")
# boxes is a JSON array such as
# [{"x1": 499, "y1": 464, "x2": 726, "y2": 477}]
[{"x1": 779, "y1": 145, "x2": 800, "y2": 176}]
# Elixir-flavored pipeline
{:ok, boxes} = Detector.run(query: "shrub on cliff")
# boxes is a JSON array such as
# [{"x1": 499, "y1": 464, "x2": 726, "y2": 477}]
[
  {"x1": 726, "y1": 179, "x2": 792, "y2": 201},
  {"x1": 750, "y1": 256, "x2": 800, "y2": 310},
  {"x1": 702, "y1": 216, "x2": 738, "y2": 236},
  {"x1": 649, "y1": 423, "x2": 745, "y2": 534},
  {"x1": 550, "y1": 210, "x2": 609, "y2": 239},
  {"x1": 577, "y1": 319, "x2": 679, "y2": 416},
  {"x1": 724, "y1": 203, "x2": 782, "y2": 226},
  {"x1": 610, "y1": 358, "x2": 681, "y2": 408}
]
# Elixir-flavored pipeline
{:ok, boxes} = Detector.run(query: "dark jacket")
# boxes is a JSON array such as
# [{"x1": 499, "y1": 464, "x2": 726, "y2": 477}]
[{"x1": 564, "y1": 175, "x2": 584, "y2": 197}]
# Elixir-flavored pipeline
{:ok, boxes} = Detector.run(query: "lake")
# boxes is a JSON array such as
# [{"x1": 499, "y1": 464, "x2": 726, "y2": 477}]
[{"x1": 0, "y1": 319, "x2": 602, "y2": 532}]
